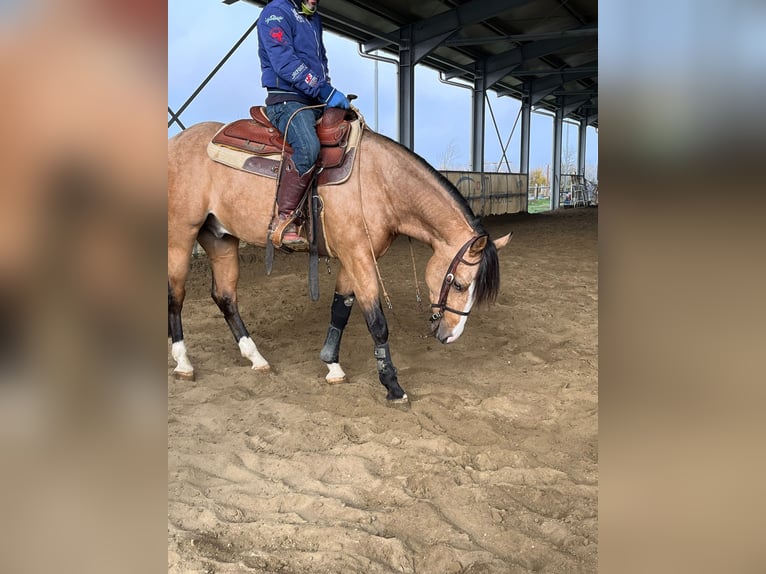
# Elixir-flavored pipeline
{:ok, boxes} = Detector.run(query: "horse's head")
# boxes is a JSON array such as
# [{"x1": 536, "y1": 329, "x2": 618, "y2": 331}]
[{"x1": 425, "y1": 232, "x2": 512, "y2": 343}]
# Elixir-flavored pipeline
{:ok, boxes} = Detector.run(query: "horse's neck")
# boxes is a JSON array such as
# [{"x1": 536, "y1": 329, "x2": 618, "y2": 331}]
[
  {"x1": 393, "y1": 166, "x2": 474, "y2": 249},
  {"x1": 364, "y1": 132, "x2": 475, "y2": 250},
  {"x1": 398, "y1": 200, "x2": 470, "y2": 250}
]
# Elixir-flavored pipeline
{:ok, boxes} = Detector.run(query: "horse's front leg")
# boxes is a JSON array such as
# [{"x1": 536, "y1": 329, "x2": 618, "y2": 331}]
[
  {"x1": 319, "y1": 291, "x2": 355, "y2": 384},
  {"x1": 363, "y1": 299, "x2": 408, "y2": 403},
  {"x1": 325, "y1": 262, "x2": 406, "y2": 402}
]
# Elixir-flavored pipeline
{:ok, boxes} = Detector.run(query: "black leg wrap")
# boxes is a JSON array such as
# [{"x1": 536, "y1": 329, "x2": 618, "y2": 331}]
[
  {"x1": 374, "y1": 342, "x2": 406, "y2": 401},
  {"x1": 320, "y1": 293, "x2": 354, "y2": 364},
  {"x1": 320, "y1": 325, "x2": 343, "y2": 363},
  {"x1": 331, "y1": 293, "x2": 354, "y2": 328},
  {"x1": 363, "y1": 300, "x2": 406, "y2": 401}
]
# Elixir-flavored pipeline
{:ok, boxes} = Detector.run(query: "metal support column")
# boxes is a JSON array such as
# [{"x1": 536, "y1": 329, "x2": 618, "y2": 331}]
[
  {"x1": 520, "y1": 96, "x2": 531, "y2": 210},
  {"x1": 551, "y1": 106, "x2": 564, "y2": 209},
  {"x1": 578, "y1": 112, "x2": 588, "y2": 177},
  {"x1": 398, "y1": 25, "x2": 415, "y2": 150},
  {"x1": 471, "y1": 60, "x2": 487, "y2": 172}
]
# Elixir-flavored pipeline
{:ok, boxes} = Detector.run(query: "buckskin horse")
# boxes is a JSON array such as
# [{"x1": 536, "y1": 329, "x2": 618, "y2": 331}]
[{"x1": 168, "y1": 107, "x2": 512, "y2": 402}]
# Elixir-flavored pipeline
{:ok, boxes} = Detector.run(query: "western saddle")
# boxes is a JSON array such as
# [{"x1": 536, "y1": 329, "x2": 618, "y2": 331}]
[{"x1": 208, "y1": 105, "x2": 360, "y2": 186}]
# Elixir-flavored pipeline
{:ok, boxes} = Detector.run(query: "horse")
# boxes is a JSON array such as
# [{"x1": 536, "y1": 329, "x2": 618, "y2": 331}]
[{"x1": 168, "y1": 118, "x2": 512, "y2": 402}]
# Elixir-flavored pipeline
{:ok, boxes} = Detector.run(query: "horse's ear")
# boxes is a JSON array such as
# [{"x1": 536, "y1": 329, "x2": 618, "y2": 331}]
[
  {"x1": 469, "y1": 235, "x2": 488, "y2": 256},
  {"x1": 492, "y1": 232, "x2": 513, "y2": 251}
]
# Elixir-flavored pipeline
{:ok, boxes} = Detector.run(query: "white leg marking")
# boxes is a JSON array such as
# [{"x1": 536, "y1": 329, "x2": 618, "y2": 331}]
[
  {"x1": 445, "y1": 283, "x2": 476, "y2": 344},
  {"x1": 238, "y1": 336, "x2": 271, "y2": 371},
  {"x1": 325, "y1": 362, "x2": 347, "y2": 383},
  {"x1": 171, "y1": 341, "x2": 194, "y2": 375}
]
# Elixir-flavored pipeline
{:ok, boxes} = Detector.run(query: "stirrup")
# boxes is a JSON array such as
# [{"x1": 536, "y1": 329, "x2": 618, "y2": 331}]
[
  {"x1": 270, "y1": 215, "x2": 293, "y2": 248},
  {"x1": 271, "y1": 215, "x2": 308, "y2": 250},
  {"x1": 282, "y1": 231, "x2": 309, "y2": 251}
]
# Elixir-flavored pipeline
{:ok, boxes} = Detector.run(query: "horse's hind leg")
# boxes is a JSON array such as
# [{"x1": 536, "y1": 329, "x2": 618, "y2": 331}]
[
  {"x1": 196, "y1": 227, "x2": 271, "y2": 373},
  {"x1": 168, "y1": 280, "x2": 194, "y2": 380},
  {"x1": 168, "y1": 242, "x2": 195, "y2": 380}
]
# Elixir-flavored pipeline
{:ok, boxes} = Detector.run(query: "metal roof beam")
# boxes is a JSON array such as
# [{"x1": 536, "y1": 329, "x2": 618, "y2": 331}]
[
  {"x1": 552, "y1": 89, "x2": 598, "y2": 96},
  {"x1": 362, "y1": 36, "x2": 399, "y2": 53},
  {"x1": 484, "y1": 37, "x2": 583, "y2": 87},
  {"x1": 445, "y1": 26, "x2": 597, "y2": 47},
  {"x1": 363, "y1": 0, "x2": 534, "y2": 62},
  {"x1": 442, "y1": 68, "x2": 470, "y2": 81},
  {"x1": 560, "y1": 95, "x2": 592, "y2": 116},
  {"x1": 412, "y1": 0, "x2": 532, "y2": 40},
  {"x1": 319, "y1": 8, "x2": 398, "y2": 45},
  {"x1": 528, "y1": 67, "x2": 595, "y2": 104},
  {"x1": 510, "y1": 66, "x2": 598, "y2": 77}
]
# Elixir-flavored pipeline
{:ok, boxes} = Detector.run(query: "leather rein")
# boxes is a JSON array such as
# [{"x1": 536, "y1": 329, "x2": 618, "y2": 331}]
[{"x1": 430, "y1": 235, "x2": 487, "y2": 322}]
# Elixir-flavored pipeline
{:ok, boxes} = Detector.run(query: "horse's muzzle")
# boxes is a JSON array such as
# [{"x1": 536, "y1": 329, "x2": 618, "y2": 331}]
[{"x1": 430, "y1": 314, "x2": 454, "y2": 344}]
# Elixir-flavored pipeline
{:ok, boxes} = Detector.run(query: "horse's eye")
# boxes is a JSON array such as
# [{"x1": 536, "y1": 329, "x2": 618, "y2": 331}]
[{"x1": 453, "y1": 282, "x2": 464, "y2": 292}]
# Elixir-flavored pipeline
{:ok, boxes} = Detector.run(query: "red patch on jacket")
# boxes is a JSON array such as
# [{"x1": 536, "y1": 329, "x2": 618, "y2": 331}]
[{"x1": 270, "y1": 27, "x2": 286, "y2": 44}]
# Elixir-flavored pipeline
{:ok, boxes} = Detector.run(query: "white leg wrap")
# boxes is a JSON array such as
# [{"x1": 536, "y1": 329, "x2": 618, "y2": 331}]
[
  {"x1": 238, "y1": 337, "x2": 270, "y2": 371},
  {"x1": 325, "y1": 362, "x2": 347, "y2": 383},
  {"x1": 171, "y1": 341, "x2": 194, "y2": 375}
]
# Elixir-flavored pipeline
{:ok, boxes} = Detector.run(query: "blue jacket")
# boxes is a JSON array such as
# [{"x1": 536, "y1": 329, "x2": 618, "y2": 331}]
[{"x1": 257, "y1": 0, "x2": 334, "y2": 104}]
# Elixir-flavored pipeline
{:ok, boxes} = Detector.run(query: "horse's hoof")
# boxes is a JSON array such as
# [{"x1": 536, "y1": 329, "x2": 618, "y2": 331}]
[
  {"x1": 325, "y1": 363, "x2": 346, "y2": 384},
  {"x1": 387, "y1": 393, "x2": 409, "y2": 405},
  {"x1": 174, "y1": 370, "x2": 195, "y2": 381},
  {"x1": 252, "y1": 364, "x2": 272, "y2": 374}
]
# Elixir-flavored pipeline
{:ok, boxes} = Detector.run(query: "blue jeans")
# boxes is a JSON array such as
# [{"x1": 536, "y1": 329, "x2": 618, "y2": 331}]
[{"x1": 265, "y1": 101, "x2": 322, "y2": 175}]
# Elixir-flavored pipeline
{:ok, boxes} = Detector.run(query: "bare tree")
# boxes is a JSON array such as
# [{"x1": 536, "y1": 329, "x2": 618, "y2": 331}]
[
  {"x1": 585, "y1": 162, "x2": 598, "y2": 184},
  {"x1": 440, "y1": 140, "x2": 459, "y2": 170},
  {"x1": 561, "y1": 144, "x2": 577, "y2": 176}
]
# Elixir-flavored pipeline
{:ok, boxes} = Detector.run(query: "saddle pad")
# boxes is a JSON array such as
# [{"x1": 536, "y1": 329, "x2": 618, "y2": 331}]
[{"x1": 207, "y1": 134, "x2": 282, "y2": 178}]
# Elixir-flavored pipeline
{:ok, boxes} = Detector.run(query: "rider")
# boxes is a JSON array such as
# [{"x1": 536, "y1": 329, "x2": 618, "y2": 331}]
[{"x1": 257, "y1": 0, "x2": 350, "y2": 248}]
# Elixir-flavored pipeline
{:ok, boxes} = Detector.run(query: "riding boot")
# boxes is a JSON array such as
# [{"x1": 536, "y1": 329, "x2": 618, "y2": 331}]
[{"x1": 272, "y1": 158, "x2": 315, "y2": 250}]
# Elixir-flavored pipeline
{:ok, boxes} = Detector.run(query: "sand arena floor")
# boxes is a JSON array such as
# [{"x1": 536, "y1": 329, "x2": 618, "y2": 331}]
[{"x1": 168, "y1": 207, "x2": 598, "y2": 573}]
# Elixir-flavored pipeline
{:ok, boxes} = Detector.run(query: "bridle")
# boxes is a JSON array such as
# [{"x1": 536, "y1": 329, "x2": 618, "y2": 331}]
[{"x1": 430, "y1": 235, "x2": 487, "y2": 322}]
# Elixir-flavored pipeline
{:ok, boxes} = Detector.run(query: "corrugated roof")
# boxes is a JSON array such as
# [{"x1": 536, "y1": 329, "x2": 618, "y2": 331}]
[{"x1": 229, "y1": 0, "x2": 597, "y2": 124}]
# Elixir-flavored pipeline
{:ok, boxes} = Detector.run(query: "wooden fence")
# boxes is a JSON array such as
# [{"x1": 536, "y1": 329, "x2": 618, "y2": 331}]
[{"x1": 440, "y1": 171, "x2": 528, "y2": 216}]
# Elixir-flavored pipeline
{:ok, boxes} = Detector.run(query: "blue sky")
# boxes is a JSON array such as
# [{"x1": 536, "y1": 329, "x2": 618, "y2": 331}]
[{"x1": 168, "y1": 0, "x2": 598, "y2": 176}]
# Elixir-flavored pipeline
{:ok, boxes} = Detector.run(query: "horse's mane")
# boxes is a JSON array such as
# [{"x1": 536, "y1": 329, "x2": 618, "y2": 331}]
[
  {"x1": 368, "y1": 130, "x2": 501, "y2": 305},
  {"x1": 368, "y1": 131, "x2": 482, "y2": 228}
]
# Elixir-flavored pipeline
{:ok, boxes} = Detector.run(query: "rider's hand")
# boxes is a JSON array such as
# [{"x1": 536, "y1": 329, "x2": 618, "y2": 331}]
[{"x1": 324, "y1": 88, "x2": 350, "y2": 109}]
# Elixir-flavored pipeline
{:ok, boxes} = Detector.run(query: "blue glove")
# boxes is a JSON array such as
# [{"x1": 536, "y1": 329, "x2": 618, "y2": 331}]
[{"x1": 325, "y1": 88, "x2": 350, "y2": 109}]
